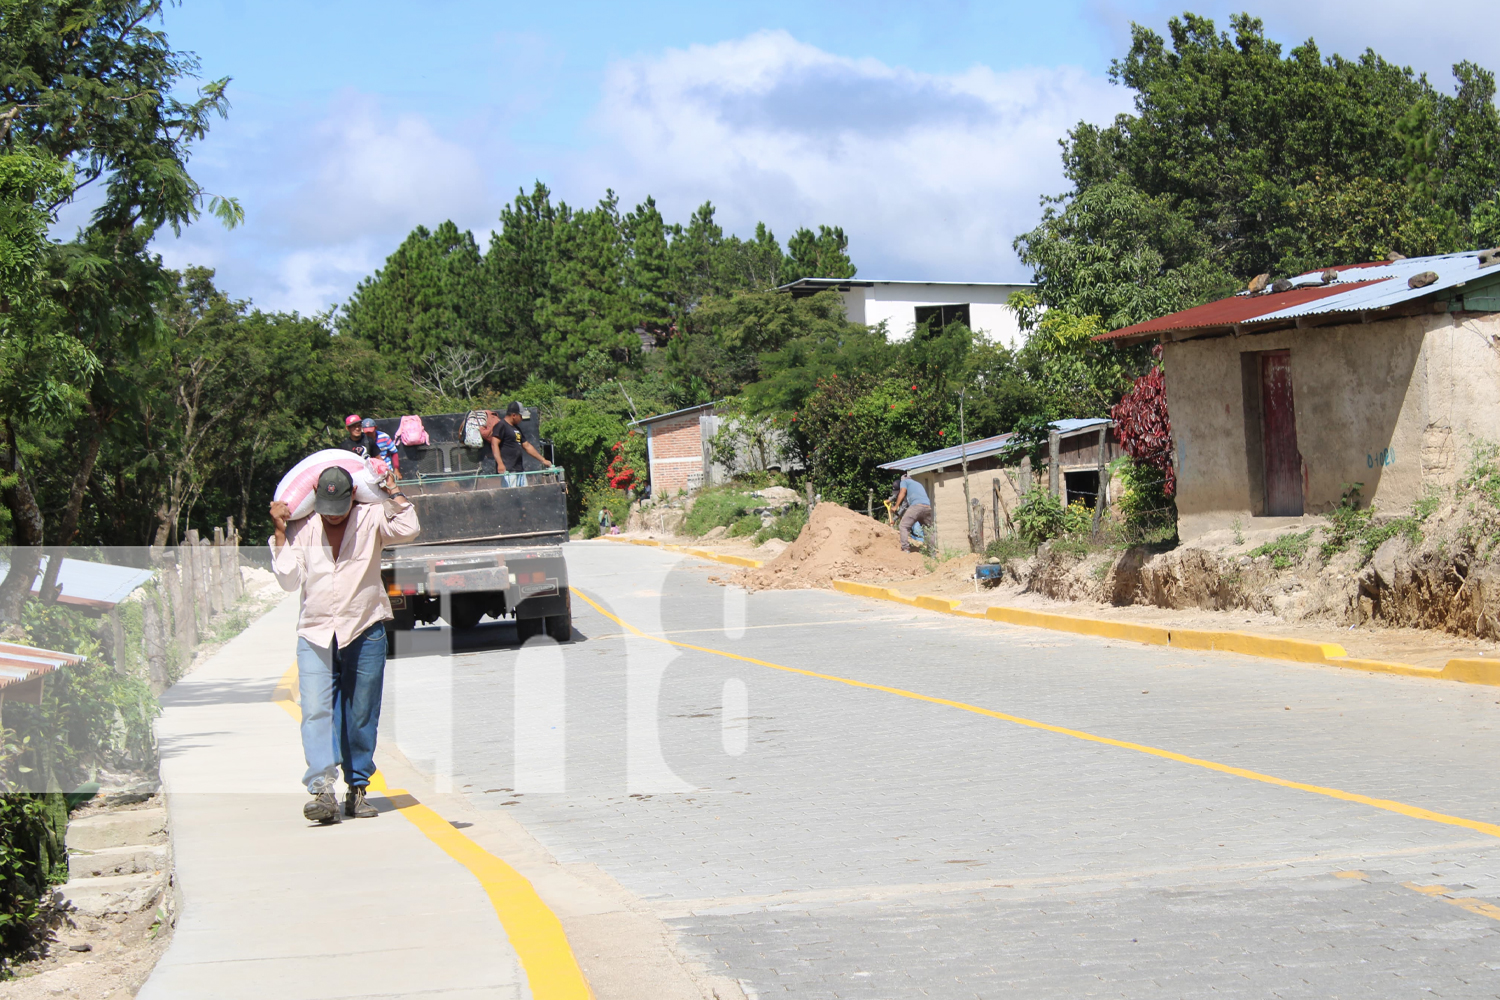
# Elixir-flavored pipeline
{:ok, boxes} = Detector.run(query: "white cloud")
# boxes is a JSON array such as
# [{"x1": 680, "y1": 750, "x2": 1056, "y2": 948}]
[
  {"x1": 580, "y1": 30, "x2": 1131, "y2": 282},
  {"x1": 158, "y1": 90, "x2": 500, "y2": 315}
]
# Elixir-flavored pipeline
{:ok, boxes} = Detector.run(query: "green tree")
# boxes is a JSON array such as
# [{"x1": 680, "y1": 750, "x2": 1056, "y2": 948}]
[
  {"x1": 0, "y1": 0, "x2": 240, "y2": 620},
  {"x1": 783, "y1": 225, "x2": 856, "y2": 282},
  {"x1": 1016, "y1": 13, "x2": 1500, "y2": 328},
  {"x1": 338, "y1": 221, "x2": 493, "y2": 381}
]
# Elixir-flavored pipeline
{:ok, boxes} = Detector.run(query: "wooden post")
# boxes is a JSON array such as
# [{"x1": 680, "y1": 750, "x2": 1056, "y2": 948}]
[
  {"x1": 971, "y1": 498, "x2": 984, "y2": 551},
  {"x1": 214, "y1": 526, "x2": 234, "y2": 610},
  {"x1": 1048, "y1": 429, "x2": 1062, "y2": 501},
  {"x1": 207, "y1": 529, "x2": 224, "y2": 615},
  {"x1": 1020, "y1": 455, "x2": 1032, "y2": 491},
  {"x1": 1090, "y1": 423, "x2": 1109, "y2": 537},
  {"x1": 227, "y1": 517, "x2": 243, "y2": 600},
  {"x1": 867, "y1": 489, "x2": 874, "y2": 520},
  {"x1": 993, "y1": 477, "x2": 1012, "y2": 534},
  {"x1": 109, "y1": 606, "x2": 127, "y2": 675},
  {"x1": 805, "y1": 481, "x2": 815, "y2": 512},
  {"x1": 143, "y1": 590, "x2": 171, "y2": 695},
  {"x1": 204, "y1": 539, "x2": 220, "y2": 617},
  {"x1": 185, "y1": 530, "x2": 210, "y2": 631},
  {"x1": 164, "y1": 555, "x2": 195, "y2": 666}
]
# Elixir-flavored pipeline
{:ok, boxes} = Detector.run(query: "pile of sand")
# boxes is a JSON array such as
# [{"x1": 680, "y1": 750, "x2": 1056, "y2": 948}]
[{"x1": 733, "y1": 503, "x2": 926, "y2": 591}]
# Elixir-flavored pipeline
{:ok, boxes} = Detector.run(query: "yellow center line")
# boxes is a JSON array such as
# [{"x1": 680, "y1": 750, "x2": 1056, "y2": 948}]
[
  {"x1": 572, "y1": 587, "x2": 1500, "y2": 842},
  {"x1": 271, "y1": 664, "x2": 592, "y2": 999},
  {"x1": 1401, "y1": 881, "x2": 1500, "y2": 921},
  {"x1": 588, "y1": 616, "x2": 913, "y2": 641}
]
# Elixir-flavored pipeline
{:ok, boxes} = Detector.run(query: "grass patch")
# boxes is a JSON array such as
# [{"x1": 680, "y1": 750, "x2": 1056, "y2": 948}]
[
  {"x1": 753, "y1": 507, "x2": 806, "y2": 545},
  {"x1": 1249, "y1": 530, "x2": 1313, "y2": 569},
  {"x1": 1320, "y1": 483, "x2": 1429, "y2": 562},
  {"x1": 728, "y1": 514, "x2": 760, "y2": 538},
  {"x1": 1049, "y1": 536, "x2": 1092, "y2": 559},
  {"x1": 683, "y1": 489, "x2": 760, "y2": 537},
  {"x1": 984, "y1": 536, "x2": 1036, "y2": 563}
]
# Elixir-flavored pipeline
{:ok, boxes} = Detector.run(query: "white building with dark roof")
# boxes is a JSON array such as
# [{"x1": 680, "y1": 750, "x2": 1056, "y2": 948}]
[{"x1": 778, "y1": 278, "x2": 1034, "y2": 348}]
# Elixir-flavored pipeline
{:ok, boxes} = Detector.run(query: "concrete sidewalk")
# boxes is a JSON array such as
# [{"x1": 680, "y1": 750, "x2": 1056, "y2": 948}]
[{"x1": 138, "y1": 595, "x2": 530, "y2": 1000}]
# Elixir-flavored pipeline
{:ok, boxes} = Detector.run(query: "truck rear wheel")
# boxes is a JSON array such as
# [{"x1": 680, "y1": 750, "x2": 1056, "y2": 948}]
[
  {"x1": 544, "y1": 613, "x2": 572, "y2": 643},
  {"x1": 516, "y1": 616, "x2": 544, "y2": 644},
  {"x1": 446, "y1": 595, "x2": 485, "y2": 632}
]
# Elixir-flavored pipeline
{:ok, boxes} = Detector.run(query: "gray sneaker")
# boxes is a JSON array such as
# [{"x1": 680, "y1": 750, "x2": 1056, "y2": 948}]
[
  {"x1": 303, "y1": 790, "x2": 342, "y2": 825},
  {"x1": 345, "y1": 787, "x2": 378, "y2": 819}
]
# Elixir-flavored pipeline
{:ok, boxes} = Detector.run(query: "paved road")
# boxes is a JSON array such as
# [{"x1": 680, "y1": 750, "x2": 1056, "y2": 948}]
[{"x1": 384, "y1": 540, "x2": 1500, "y2": 999}]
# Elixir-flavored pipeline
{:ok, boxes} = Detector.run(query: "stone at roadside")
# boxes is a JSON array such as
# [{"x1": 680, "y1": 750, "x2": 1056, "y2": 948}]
[
  {"x1": 60, "y1": 871, "x2": 167, "y2": 919},
  {"x1": 754, "y1": 486, "x2": 800, "y2": 506},
  {"x1": 66, "y1": 809, "x2": 167, "y2": 852},
  {"x1": 757, "y1": 538, "x2": 790, "y2": 558},
  {"x1": 702, "y1": 525, "x2": 728, "y2": 541}
]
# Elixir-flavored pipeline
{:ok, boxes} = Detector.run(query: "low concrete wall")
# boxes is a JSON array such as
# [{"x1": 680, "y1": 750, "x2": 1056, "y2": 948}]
[{"x1": 1167, "y1": 312, "x2": 1500, "y2": 539}]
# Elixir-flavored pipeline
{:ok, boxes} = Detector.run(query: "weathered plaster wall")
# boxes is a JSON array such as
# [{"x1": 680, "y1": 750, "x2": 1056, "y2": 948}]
[
  {"x1": 1166, "y1": 313, "x2": 1500, "y2": 539},
  {"x1": 909, "y1": 458, "x2": 1028, "y2": 551}
]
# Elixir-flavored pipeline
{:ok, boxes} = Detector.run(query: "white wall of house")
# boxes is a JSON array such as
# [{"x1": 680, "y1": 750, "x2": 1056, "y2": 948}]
[{"x1": 837, "y1": 282, "x2": 1033, "y2": 348}]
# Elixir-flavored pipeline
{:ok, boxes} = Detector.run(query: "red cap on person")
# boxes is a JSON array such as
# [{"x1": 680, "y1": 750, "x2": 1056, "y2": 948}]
[{"x1": 345, "y1": 414, "x2": 362, "y2": 426}]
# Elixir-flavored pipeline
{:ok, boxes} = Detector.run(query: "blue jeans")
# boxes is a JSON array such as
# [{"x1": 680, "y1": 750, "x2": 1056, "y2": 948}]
[{"x1": 296, "y1": 622, "x2": 387, "y2": 792}]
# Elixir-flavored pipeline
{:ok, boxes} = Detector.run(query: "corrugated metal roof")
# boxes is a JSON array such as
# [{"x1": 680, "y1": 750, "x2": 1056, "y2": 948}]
[
  {"x1": 629, "y1": 402, "x2": 719, "y2": 426},
  {"x1": 878, "y1": 433, "x2": 1014, "y2": 474},
  {"x1": 0, "y1": 641, "x2": 83, "y2": 696},
  {"x1": 0, "y1": 556, "x2": 154, "y2": 610},
  {"x1": 1100, "y1": 250, "x2": 1500, "y2": 343},
  {"x1": 878, "y1": 419, "x2": 1111, "y2": 474}
]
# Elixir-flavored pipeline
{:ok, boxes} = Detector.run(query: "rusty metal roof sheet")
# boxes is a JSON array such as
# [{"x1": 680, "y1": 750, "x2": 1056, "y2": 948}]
[
  {"x1": 0, "y1": 641, "x2": 83, "y2": 695},
  {"x1": 1100, "y1": 250, "x2": 1500, "y2": 343}
]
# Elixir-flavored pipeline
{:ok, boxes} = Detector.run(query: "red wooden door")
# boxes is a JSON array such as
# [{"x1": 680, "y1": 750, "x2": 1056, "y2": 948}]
[{"x1": 1260, "y1": 351, "x2": 1303, "y2": 516}]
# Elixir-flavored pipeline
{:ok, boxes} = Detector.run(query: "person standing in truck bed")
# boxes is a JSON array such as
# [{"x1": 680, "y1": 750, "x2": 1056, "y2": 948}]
[{"x1": 491, "y1": 401, "x2": 553, "y2": 483}]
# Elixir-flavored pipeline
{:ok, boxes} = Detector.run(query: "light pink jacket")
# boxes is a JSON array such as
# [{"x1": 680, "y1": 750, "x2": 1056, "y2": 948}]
[{"x1": 269, "y1": 500, "x2": 421, "y2": 647}]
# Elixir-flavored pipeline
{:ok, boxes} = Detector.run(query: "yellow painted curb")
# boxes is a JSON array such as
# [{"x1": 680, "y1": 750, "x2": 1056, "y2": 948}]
[
  {"x1": 366, "y1": 773, "x2": 593, "y2": 999},
  {"x1": 984, "y1": 606, "x2": 1172, "y2": 646},
  {"x1": 832, "y1": 578, "x2": 1500, "y2": 687},
  {"x1": 1440, "y1": 658, "x2": 1500, "y2": 685},
  {"x1": 1166, "y1": 628, "x2": 1346, "y2": 664},
  {"x1": 273, "y1": 664, "x2": 300, "y2": 721},
  {"x1": 271, "y1": 680, "x2": 592, "y2": 998},
  {"x1": 831, "y1": 580, "x2": 915, "y2": 605},
  {"x1": 601, "y1": 535, "x2": 763, "y2": 569}
]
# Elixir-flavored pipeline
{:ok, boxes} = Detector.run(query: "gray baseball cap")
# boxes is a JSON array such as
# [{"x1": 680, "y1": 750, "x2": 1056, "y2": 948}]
[{"x1": 314, "y1": 466, "x2": 354, "y2": 517}]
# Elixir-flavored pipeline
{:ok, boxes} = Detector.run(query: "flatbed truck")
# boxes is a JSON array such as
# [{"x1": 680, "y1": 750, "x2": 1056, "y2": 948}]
[{"x1": 368, "y1": 410, "x2": 571, "y2": 651}]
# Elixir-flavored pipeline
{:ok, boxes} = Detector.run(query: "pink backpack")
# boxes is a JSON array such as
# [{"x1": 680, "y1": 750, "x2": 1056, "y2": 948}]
[{"x1": 396, "y1": 414, "x2": 428, "y2": 446}]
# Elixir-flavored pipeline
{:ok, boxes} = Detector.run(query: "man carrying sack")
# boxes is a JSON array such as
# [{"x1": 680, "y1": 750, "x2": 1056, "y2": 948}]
[{"x1": 269, "y1": 466, "x2": 420, "y2": 824}]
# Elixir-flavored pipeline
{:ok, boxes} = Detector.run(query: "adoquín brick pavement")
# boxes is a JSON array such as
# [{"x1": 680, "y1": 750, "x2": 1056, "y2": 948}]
[{"x1": 384, "y1": 542, "x2": 1500, "y2": 998}]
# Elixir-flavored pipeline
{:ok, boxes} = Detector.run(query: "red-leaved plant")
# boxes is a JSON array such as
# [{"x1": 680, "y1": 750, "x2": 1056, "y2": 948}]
[{"x1": 1110, "y1": 350, "x2": 1174, "y2": 496}]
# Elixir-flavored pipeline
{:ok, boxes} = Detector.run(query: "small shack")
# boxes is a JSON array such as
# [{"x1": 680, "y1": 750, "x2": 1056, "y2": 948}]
[
  {"x1": 878, "y1": 418, "x2": 1119, "y2": 544},
  {"x1": 632, "y1": 403, "x2": 720, "y2": 496},
  {"x1": 633, "y1": 403, "x2": 802, "y2": 495},
  {"x1": 1098, "y1": 250, "x2": 1500, "y2": 539}
]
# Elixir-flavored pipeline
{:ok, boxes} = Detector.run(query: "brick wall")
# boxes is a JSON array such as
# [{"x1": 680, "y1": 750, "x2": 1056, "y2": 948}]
[{"x1": 647, "y1": 414, "x2": 705, "y2": 496}]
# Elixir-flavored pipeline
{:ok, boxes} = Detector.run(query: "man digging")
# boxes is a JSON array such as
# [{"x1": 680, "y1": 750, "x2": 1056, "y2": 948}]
[
  {"x1": 893, "y1": 473, "x2": 934, "y2": 554},
  {"x1": 269, "y1": 466, "x2": 420, "y2": 824}
]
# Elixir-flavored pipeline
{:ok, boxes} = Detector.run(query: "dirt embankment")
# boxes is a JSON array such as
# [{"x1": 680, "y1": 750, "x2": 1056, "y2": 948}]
[
  {"x1": 733, "y1": 504, "x2": 926, "y2": 591},
  {"x1": 1002, "y1": 496, "x2": 1500, "y2": 642}
]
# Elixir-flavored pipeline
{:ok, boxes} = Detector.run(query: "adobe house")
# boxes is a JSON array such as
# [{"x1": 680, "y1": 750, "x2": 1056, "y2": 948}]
[
  {"x1": 878, "y1": 419, "x2": 1119, "y2": 543},
  {"x1": 1099, "y1": 250, "x2": 1500, "y2": 540}
]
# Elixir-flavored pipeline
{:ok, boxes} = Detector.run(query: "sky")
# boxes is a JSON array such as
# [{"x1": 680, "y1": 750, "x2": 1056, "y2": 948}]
[{"x1": 124, "y1": 0, "x2": 1499, "y2": 315}]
